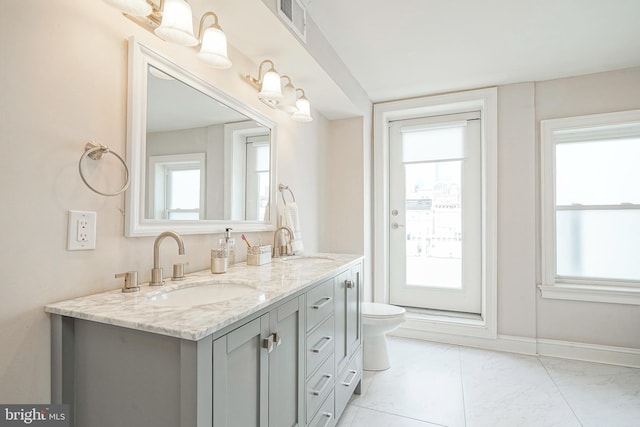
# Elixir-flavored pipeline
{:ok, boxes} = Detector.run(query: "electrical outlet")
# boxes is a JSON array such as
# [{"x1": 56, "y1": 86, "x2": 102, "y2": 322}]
[{"x1": 67, "y1": 210, "x2": 97, "y2": 250}]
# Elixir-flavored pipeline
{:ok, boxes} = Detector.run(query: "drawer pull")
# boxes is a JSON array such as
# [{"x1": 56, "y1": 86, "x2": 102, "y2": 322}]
[
  {"x1": 310, "y1": 336, "x2": 332, "y2": 353},
  {"x1": 341, "y1": 369, "x2": 358, "y2": 387},
  {"x1": 311, "y1": 374, "x2": 332, "y2": 396},
  {"x1": 319, "y1": 412, "x2": 333, "y2": 427},
  {"x1": 262, "y1": 334, "x2": 274, "y2": 353},
  {"x1": 311, "y1": 297, "x2": 332, "y2": 310}
]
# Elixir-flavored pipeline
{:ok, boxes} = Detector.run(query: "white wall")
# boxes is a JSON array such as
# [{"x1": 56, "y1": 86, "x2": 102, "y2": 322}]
[
  {"x1": 323, "y1": 117, "x2": 364, "y2": 253},
  {"x1": 0, "y1": 0, "x2": 333, "y2": 403},
  {"x1": 494, "y1": 68, "x2": 640, "y2": 347},
  {"x1": 497, "y1": 83, "x2": 538, "y2": 338},
  {"x1": 534, "y1": 67, "x2": 640, "y2": 348}
]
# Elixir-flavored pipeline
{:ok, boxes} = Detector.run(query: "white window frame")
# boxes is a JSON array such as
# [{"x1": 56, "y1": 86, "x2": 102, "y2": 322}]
[
  {"x1": 540, "y1": 109, "x2": 640, "y2": 305},
  {"x1": 373, "y1": 87, "x2": 498, "y2": 339},
  {"x1": 148, "y1": 153, "x2": 205, "y2": 220}
]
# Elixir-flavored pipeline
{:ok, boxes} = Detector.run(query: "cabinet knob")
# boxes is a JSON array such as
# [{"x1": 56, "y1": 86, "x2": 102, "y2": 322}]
[
  {"x1": 273, "y1": 332, "x2": 282, "y2": 347},
  {"x1": 345, "y1": 280, "x2": 355, "y2": 289}
]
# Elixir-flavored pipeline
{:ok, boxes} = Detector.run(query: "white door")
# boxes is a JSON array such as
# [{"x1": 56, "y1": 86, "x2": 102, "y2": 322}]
[{"x1": 389, "y1": 112, "x2": 482, "y2": 313}]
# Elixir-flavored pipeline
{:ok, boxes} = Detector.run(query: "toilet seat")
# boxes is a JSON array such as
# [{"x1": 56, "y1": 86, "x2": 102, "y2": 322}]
[{"x1": 362, "y1": 302, "x2": 406, "y2": 319}]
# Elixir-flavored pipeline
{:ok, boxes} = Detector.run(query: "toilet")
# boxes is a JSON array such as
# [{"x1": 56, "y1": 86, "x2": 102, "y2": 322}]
[{"x1": 362, "y1": 302, "x2": 406, "y2": 371}]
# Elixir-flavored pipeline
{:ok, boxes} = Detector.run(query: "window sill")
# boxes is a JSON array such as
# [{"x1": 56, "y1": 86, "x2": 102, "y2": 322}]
[{"x1": 538, "y1": 284, "x2": 640, "y2": 305}]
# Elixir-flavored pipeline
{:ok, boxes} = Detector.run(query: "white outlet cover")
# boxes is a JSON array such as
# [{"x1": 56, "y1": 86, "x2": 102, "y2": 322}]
[{"x1": 67, "y1": 210, "x2": 97, "y2": 250}]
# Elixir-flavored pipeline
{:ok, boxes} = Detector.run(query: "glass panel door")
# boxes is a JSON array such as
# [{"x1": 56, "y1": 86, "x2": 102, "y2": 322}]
[{"x1": 389, "y1": 113, "x2": 482, "y2": 313}]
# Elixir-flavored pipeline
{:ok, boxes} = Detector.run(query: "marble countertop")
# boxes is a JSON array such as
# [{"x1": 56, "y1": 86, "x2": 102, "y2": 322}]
[{"x1": 45, "y1": 253, "x2": 362, "y2": 341}]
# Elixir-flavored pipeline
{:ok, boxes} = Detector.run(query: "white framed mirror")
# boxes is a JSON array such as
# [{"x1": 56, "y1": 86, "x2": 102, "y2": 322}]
[{"x1": 125, "y1": 38, "x2": 277, "y2": 236}]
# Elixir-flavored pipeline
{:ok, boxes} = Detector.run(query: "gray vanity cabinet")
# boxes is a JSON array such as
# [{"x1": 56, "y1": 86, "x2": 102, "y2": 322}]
[
  {"x1": 334, "y1": 263, "x2": 363, "y2": 419},
  {"x1": 213, "y1": 296, "x2": 304, "y2": 427},
  {"x1": 49, "y1": 258, "x2": 363, "y2": 427}
]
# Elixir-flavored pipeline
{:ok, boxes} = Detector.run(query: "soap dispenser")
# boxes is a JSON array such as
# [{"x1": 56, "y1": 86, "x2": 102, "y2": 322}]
[{"x1": 219, "y1": 228, "x2": 235, "y2": 266}]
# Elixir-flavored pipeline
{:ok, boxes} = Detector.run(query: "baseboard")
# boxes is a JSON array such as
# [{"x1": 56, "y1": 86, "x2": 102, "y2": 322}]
[
  {"x1": 537, "y1": 338, "x2": 640, "y2": 368},
  {"x1": 390, "y1": 327, "x2": 640, "y2": 368},
  {"x1": 391, "y1": 327, "x2": 538, "y2": 355}
]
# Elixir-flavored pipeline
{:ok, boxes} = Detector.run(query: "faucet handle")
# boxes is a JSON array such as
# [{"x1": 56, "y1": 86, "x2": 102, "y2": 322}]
[
  {"x1": 116, "y1": 271, "x2": 139, "y2": 293},
  {"x1": 171, "y1": 262, "x2": 187, "y2": 281}
]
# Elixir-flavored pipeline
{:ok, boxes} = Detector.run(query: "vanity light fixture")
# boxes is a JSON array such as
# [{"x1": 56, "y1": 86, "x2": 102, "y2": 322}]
[
  {"x1": 291, "y1": 88, "x2": 313, "y2": 122},
  {"x1": 104, "y1": 0, "x2": 152, "y2": 16},
  {"x1": 277, "y1": 76, "x2": 298, "y2": 113},
  {"x1": 154, "y1": 0, "x2": 197, "y2": 46},
  {"x1": 103, "y1": 0, "x2": 232, "y2": 69},
  {"x1": 245, "y1": 61, "x2": 313, "y2": 122},
  {"x1": 195, "y1": 12, "x2": 232, "y2": 69},
  {"x1": 245, "y1": 60, "x2": 284, "y2": 108}
]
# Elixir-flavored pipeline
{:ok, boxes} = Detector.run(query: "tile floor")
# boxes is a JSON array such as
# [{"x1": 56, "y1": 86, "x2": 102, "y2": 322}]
[{"x1": 336, "y1": 336, "x2": 640, "y2": 427}]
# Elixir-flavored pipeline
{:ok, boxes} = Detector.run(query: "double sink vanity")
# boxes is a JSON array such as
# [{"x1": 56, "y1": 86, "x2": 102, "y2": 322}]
[
  {"x1": 47, "y1": 31, "x2": 364, "y2": 426},
  {"x1": 46, "y1": 253, "x2": 363, "y2": 427}
]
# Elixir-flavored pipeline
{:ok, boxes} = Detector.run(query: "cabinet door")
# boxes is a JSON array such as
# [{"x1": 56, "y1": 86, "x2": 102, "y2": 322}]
[
  {"x1": 346, "y1": 263, "x2": 362, "y2": 357},
  {"x1": 269, "y1": 296, "x2": 304, "y2": 427},
  {"x1": 213, "y1": 315, "x2": 270, "y2": 427}
]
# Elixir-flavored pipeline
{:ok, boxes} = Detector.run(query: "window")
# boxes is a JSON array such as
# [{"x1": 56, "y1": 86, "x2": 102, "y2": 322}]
[
  {"x1": 148, "y1": 153, "x2": 205, "y2": 220},
  {"x1": 540, "y1": 110, "x2": 640, "y2": 305},
  {"x1": 245, "y1": 135, "x2": 270, "y2": 221}
]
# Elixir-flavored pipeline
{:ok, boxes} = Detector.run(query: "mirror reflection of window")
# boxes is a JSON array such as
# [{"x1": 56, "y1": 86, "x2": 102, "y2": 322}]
[
  {"x1": 148, "y1": 153, "x2": 205, "y2": 220},
  {"x1": 245, "y1": 135, "x2": 270, "y2": 221}
]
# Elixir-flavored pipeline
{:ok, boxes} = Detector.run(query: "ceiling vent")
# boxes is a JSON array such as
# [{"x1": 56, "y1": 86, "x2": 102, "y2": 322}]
[{"x1": 278, "y1": 0, "x2": 307, "y2": 43}]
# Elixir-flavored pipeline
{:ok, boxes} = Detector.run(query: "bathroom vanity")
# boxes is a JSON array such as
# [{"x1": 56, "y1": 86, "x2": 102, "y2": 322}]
[{"x1": 46, "y1": 254, "x2": 363, "y2": 427}]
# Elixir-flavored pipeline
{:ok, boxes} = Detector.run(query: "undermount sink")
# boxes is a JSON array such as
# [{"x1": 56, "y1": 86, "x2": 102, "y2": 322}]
[{"x1": 146, "y1": 283, "x2": 260, "y2": 307}]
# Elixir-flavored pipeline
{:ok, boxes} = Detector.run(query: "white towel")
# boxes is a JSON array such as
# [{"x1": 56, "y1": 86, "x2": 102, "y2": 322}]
[{"x1": 281, "y1": 201, "x2": 304, "y2": 254}]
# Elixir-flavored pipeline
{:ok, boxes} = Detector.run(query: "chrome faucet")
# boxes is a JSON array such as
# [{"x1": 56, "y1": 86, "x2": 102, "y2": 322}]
[
  {"x1": 150, "y1": 231, "x2": 185, "y2": 286},
  {"x1": 272, "y1": 226, "x2": 294, "y2": 258}
]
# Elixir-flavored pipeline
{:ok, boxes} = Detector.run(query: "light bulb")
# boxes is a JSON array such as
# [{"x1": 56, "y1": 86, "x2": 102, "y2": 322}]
[
  {"x1": 196, "y1": 26, "x2": 232, "y2": 69},
  {"x1": 259, "y1": 70, "x2": 283, "y2": 101},
  {"x1": 155, "y1": 0, "x2": 198, "y2": 47},
  {"x1": 103, "y1": 0, "x2": 152, "y2": 16}
]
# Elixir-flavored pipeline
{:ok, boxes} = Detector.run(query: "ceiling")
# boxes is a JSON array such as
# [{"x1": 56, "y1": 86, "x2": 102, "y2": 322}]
[{"x1": 301, "y1": 0, "x2": 640, "y2": 102}]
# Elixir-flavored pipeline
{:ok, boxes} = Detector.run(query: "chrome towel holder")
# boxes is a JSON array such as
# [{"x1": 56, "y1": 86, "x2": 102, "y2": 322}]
[
  {"x1": 278, "y1": 183, "x2": 296, "y2": 205},
  {"x1": 78, "y1": 141, "x2": 130, "y2": 197}
]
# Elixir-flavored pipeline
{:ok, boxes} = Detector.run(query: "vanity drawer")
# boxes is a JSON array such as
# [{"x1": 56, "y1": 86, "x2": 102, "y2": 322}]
[
  {"x1": 335, "y1": 350, "x2": 362, "y2": 419},
  {"x1": 307, "y1": 315, "x2": 335, "y2": 377},
  {"x1": 306, "y1": 278, "x2": 334, "y2": 332},
  {"x1": 306, "y1": 354, "x2": 335, "y2": 423},
  {"x1": 308, "y1": 391, "x2": 335, "y2": 427}
]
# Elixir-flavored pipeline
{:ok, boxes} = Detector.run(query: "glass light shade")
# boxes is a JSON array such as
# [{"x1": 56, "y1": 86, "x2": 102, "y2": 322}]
[
  {"x1": 196, "y1": 27, "x2": 232, "y2": 69},
  {"x1": 103, "y1": 0, "x2": 152, "y2": 16},
  {"x1": 291, "y1": 97, "x2": 313, "y2": 122},
  {"x1": 154, "y1": 0, "x2": 198, "y2": 47},
  {"x1": 277, "y1": 83, "x2": 298, "y2": 113},
  {"x1": 259, "y1": 71, "x2": 283, "y2": 101}
]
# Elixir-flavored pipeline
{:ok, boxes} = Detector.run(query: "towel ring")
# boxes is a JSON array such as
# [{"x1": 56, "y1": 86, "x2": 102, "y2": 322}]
[
  {"x1": 78, "y1": 142, "x2": 130, "y2": 197},
  {"x1": 278, "y1": 184, "x2": 296, "y2": 205}
]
